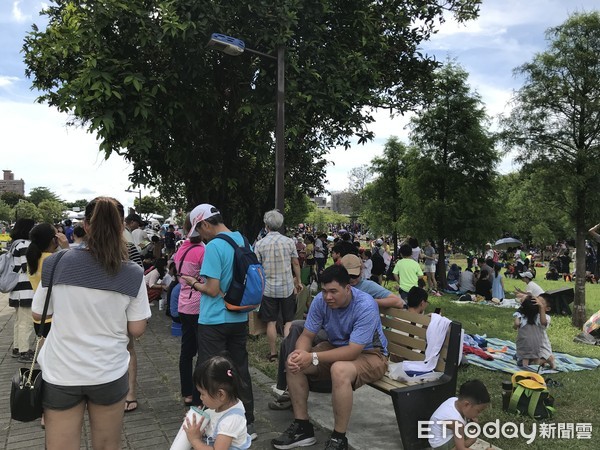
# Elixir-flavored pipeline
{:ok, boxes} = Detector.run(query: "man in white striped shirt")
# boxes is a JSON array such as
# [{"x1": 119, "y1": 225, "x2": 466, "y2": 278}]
[{"x1": 254, "y1": 210, "x2": 303, "y2": 361}]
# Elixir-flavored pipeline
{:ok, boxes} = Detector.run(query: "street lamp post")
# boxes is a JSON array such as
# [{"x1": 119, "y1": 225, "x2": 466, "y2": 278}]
[
  {"x1": 125, "y1": 189, "x2": 142, "y2": 215},
  {"x1": 207, "y1": 33, "x2": 285, "y2": 213}
]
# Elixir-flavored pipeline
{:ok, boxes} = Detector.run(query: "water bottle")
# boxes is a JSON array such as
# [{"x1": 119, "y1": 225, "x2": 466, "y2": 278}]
[
  {"x1": 502, "y1": 380, "x2": 513, "y2": 411},
  {"x1": 169, "y1": 406, "x2": 210, "y2": 450}
]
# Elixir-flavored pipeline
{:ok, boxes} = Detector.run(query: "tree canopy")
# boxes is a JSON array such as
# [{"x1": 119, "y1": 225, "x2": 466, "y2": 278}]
[
  {"x1": 23, "y1": 0, "x2": 480, "y2": 234},
  {"x1": 406, "y1": 62, "x2": 499, "y2": 283},
  {"x1": 502, "y1": 12, "x2": 600, "y2": 327}
]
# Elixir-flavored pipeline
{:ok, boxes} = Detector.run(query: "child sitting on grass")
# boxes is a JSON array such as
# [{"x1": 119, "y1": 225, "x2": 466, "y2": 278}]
[
  {"x1": 513, "y1": 294, "x2": 556, "y2": 369},
  {"x1": 428, "y1": 380, "x2": 490, "y2": 449}
]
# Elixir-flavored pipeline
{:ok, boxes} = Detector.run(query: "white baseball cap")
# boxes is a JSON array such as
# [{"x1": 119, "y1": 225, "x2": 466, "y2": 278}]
[{"x1": 188, "y1": 204, "x2": 220, "y2": 238}]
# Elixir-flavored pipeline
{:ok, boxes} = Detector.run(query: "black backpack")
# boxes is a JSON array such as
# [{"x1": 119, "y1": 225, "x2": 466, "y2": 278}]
[{"x1": 371, "y1": 248, "x2": 386, "y2": 276}]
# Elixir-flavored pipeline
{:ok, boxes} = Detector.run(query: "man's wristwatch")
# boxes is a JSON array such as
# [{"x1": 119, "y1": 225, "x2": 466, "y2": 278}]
[{"x1": 312, "y1": 352, "x2": 319, "y2": 366}]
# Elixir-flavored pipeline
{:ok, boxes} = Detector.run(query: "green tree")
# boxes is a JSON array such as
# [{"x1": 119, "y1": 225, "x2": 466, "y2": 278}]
[
  {"x1": 23, "y1": 0, "x2": 480, "y2": 235},
  {"x1": 495, "y1": 171, "x2": 570, "y2": 245},
  {"x1": 65, "y1": 199, "x2": 90, "y2": 210},
  {"x1": 306, "y1": 206, "x2": 348, "y2": 233},
  {"x1": 135, "y1": 195, "x2": 171, "y2": 220},
  {"x1": 1, "y1": 192, "x2": 25, "y2": 208},
  {"x1": 345, "y1": 165, "x2": 372, "y2": 217},
  {"x1": 14, "y1": 201, "x2": 42, "y2": 222},
  {"x1": 28, "y1": 187, "x2": 62, "y2": 206},
  {"x1": 501, "y1": 12, "x2": 600, "y2": 327},
  {"x1": 407, "y1": 62, "x2": 499, "y2": 287},
  {"x1": 38, "y1": 199, "x2": 67, "y2": 224},
  {"x1": 0, "y1": 200, "x2": 12, "y2": 223},
  {"x1": 361, "y1": 137, "x2": 410, "y2": 251},
  {"x1": 284, "y1": 190, "x2": 313, "y2": 233}
]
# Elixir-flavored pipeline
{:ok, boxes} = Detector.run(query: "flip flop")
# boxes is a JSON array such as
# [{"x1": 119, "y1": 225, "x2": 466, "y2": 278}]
[{"x1": 124, "y1": 399, "x2": 138, "y2": 413}]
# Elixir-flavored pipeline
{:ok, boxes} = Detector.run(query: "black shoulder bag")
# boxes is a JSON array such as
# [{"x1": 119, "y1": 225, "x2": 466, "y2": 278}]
[{"x1": 10, "y1": 250, "x2": 67, "y2": 422}]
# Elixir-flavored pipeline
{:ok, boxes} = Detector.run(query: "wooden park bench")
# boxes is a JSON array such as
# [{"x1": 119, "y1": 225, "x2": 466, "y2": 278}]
[{"x1": 368, "y1": 308, "x2": 462, "y2": 450}]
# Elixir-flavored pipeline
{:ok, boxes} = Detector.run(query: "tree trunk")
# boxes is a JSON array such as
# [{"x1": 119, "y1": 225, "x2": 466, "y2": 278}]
[
  {"x1": 572, "y1": 223, "x2": 587, "y2": 328},
  {"x1": 436, "y1": 238, "x2": 447, "y2": 290}
]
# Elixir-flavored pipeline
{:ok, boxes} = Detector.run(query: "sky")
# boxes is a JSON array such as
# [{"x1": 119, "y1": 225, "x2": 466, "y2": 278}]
[{"x1": 1, "y1": 0, "x2": 599, "y2": 208}]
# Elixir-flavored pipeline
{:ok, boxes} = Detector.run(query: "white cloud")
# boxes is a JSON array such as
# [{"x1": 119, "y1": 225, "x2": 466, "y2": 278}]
[
  {"x1": 0, "y1": 75, "x2": 19, "y2": 87},
  {"x1": 0, "y1": 100, "x2": 140, "y2": 208},
  {"x1": 11, "y1": 1, "x2": 28, "y2": 23}
]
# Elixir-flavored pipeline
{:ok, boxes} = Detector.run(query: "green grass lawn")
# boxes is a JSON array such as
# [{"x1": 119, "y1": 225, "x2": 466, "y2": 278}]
[{"x1": 248, "y1": 260, "x2": 600, "y2": 449}]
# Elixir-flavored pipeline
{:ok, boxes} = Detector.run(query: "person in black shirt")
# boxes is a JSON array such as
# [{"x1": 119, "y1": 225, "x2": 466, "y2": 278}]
[
  {"x1": 164, "y1": 224, "x2": 177, "y2": 257},
  {"x1": 475, "y1": 269, "x2": 493, "y2": 301}
]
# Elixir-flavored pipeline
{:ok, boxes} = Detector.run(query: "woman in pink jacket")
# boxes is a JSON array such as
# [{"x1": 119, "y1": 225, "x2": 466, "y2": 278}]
[{"x1": 172, "y1": 214, "x2": 205, "y2": 406}]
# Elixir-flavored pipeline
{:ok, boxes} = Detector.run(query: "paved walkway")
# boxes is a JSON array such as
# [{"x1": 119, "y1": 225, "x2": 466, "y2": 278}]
[
  {"x1": 0, "y1": 293, "x2": 504, "y2": 450},
  {"x1": 0, "y1": 293, "x2": 335, "y2": 450}
]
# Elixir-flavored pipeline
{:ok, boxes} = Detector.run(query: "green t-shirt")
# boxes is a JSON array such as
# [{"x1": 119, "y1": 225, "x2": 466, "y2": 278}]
[{"x1": 392, "y1": 258, "x2": 423, "y2": 293}]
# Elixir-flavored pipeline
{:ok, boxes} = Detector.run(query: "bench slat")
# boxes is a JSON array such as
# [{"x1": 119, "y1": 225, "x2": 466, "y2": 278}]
[
  {"x1": 381, "y1": 316, "x2": 427, "y2": 340},
  {"x1": 370, "y1": 376, "x2": 410, "y2": 392},
  {"x1": 380, "y1": 308, "x2": 432, "y2": 326},
  {"x1": 383, "y1": 328, "x2": 427, "y2": 352}
]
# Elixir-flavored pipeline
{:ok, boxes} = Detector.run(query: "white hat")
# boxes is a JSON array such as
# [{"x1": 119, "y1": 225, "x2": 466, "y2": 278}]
[
  {"x1": 376, "y1": 238, "x2": 383, "y2": 245},
  {"x1": 519, "y1": 271, "x2": 534, "y2": 279},
  {"x1": 188, "y1": 204, "x2": 220, "y2": 238}
]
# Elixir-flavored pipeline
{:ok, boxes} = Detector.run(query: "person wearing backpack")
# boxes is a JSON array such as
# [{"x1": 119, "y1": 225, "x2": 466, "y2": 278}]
[
  {"x1": 7, "y1": 218, "x2": 36, "y2": 360},
  {"x1": 370, "y1": 239, "x2": 387, "y2": 284},
  {"x1": 180, "y1": 204, "x2": 258, "y2": 440}
]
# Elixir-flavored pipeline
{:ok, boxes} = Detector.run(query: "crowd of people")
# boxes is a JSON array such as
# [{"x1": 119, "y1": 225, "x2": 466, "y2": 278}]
[{"x1": 5, "y1": 202, "x2": 598, "y2": 450}]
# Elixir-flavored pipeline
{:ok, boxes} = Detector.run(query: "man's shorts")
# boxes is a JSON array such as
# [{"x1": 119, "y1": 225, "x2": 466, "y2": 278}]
[
  {"x1": 308, "y1": 341, "x2": 387, "y2": 389},
  {"x1": 259, "y1": 294, "x2": 296, "y2": 323},
  {"x1": 43, "y1": 371, "x2": 129, "y2": 410}
]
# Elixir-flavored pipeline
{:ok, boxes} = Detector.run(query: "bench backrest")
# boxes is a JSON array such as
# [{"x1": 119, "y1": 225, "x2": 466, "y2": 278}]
[{"x1": 380, "y1": 308, "x2": 461, "y2": 377}]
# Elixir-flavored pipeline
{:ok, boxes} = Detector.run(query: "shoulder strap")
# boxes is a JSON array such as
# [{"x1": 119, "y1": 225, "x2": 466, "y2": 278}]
[
  {"x1": 8, "y1": 239, "x2": 23, "y2": 255},
  {"x1": 177, "y1": 244, "x2": 201, "y2": 275},
  {"x1": 214, "y1": 233, "x2": 249, "y2": 250},
  {"x1": 38, "y1": 250, "x2": 68, "y2": 338}
]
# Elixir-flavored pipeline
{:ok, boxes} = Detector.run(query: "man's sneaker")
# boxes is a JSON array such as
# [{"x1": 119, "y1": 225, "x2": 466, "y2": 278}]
[
  {"x1": 272, "y1": 421, "x2": 317, "y2": 449},
  {"x1": 324, "y1": 436, "x2": 348, "y2": 450},
  {"x1": 11, "y1": 348, "x2": 20, "y2": 358},
  {"x1": 17, "y1": 350, "x2": 35, "y2": 363},
  {"x1": 246, "y1": 422, "x2": 258, "y2": 441}
]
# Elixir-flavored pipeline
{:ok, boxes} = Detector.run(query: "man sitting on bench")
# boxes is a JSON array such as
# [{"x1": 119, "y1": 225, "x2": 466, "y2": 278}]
[{"x1": 271, "y1": 265, "x2": 388, "y2": 450}]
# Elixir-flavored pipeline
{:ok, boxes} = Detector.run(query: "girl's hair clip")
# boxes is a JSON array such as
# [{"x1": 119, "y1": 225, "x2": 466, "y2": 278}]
[{"x1": 227, "y1": 369, "x2": 233, "y2": 377}]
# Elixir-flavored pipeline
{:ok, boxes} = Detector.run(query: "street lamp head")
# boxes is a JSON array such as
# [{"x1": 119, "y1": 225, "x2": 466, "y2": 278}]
[{"x1": 207, "y1": 33, "x2": 245, "y2": 56}]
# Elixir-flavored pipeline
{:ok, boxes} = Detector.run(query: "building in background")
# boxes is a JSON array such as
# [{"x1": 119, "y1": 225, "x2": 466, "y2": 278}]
[
  {"x1": 0, "y1": 170, "x2": 25, "y2": 196},
  {"x1": 330, "y1": 191, "x2": 353, "y2": 215},
  {"x1": 310, "y1": 196, "x2": 329, "y2": 209}
]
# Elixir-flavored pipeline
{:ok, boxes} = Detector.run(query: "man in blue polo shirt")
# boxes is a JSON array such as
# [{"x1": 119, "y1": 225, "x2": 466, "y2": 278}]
[
  {"x1": 180, "y1": 203, "x2": 257, "y2": 439},
  {"x1": 272, "y1": 265, "x2": 388, "y2": 450}
]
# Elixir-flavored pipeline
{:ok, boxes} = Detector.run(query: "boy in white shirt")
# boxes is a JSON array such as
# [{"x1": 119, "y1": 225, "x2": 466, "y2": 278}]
[{"x1": 428, "y1": 380, "x2": 490, "y2": 450}]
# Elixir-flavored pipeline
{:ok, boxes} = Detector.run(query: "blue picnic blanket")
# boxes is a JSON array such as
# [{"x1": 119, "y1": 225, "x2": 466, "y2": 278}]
[{"x1": 465, "y1": 337, "x2": 600, "y2": 374}]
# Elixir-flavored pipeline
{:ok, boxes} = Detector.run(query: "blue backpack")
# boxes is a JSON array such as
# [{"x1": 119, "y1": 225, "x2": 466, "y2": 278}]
[{"x1": 215, "y1": 234, "x2": 265, "y2": 312}]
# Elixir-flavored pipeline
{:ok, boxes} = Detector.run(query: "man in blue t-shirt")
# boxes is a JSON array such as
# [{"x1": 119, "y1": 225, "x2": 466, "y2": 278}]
[
  {"x1": 180, "y1": 203, "x2": 256, "y2": 439},
  {"x1": 272, "y1": 265, "x2": 388, "y2": 450}
]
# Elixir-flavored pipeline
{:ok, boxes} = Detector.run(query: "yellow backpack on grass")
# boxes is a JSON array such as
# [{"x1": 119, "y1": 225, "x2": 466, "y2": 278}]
[{"x1": 507, "y1": 371, "x2": 555, "y2": 419}]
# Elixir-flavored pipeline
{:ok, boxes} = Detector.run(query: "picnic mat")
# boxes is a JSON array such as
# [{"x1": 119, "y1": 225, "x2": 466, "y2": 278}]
[{"x1": 465, "y1": 337, "x2": 600, "y2": 374}]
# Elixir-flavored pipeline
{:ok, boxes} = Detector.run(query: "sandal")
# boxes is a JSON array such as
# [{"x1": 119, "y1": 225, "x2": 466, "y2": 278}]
[
  {"x1": 124, "y1": 399, "x2": 138, "y2": 413},
  {"x1": 545, "y1": 378, "x2": 563, "y2": 388},
  {"x1": 267, "y1": 353, "x2": 278, "y2": 362}
]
